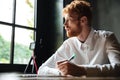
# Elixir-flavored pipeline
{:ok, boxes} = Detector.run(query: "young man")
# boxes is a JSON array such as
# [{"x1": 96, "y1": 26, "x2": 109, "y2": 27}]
[{"x1": 38, "y1": 0, "x2": 120, "y2": 77}]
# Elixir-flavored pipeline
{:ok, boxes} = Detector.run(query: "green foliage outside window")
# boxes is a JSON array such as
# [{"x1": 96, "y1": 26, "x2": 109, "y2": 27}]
[{"x1": 0, "y1": 35, "x2": 31, "y2": 63}]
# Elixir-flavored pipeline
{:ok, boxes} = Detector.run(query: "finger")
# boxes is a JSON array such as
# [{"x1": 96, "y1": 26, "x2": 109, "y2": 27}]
[
  {"x1": 57, "y1": 60, "x2": 68, "y2": 65},
  {"x1": 57, "y1": 63, "x2": 65, "y2": 70}
]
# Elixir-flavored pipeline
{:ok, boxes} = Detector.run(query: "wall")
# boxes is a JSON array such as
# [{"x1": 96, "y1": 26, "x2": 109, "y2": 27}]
[{"x1": 93, "y1": 0, "x2": 120, "y2": 42}]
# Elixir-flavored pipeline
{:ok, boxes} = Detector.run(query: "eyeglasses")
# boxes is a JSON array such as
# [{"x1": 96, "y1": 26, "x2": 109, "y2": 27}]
[{"x1": 64, "y1": 16, "x2": 80, "y2": 23}]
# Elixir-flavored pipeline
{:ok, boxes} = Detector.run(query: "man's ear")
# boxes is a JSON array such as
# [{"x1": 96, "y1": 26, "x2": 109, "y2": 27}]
[{"x1": 80, "y1": 16, "x2": 88, "y2": 23}]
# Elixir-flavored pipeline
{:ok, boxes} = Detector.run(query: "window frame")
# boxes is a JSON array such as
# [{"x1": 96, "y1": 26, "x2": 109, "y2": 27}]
[{"x1": 0, "y1": 0, "x2": 37, "y2": 65}]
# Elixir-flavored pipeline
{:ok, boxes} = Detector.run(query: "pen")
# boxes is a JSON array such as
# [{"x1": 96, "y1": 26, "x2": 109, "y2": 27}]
[{"x1": 68, "y1": 54, "x2": 76, "y2": 61}]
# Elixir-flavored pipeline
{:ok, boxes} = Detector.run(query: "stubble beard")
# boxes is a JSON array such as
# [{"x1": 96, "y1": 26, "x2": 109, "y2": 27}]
[
  {"x1": 66, "y1": 30, "x2": 80, "y2": 38},
  {"x1": 66, "y1": 24, "x2": 82, "y2": 38}
]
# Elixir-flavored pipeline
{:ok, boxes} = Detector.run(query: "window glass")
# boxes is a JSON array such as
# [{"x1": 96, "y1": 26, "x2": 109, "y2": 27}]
[
  {"x1": 16, "y1": 0, "x2": 34, "y2": 27},
  {"x1": 0, "y1": 0, "x2": 13, "y2": 23},
  {"x1": 14, "y1": 27, "x2": 34, "y2": 64},
  {"x1": 0, "y1": 25, "x2": 12, "y2": 63}
]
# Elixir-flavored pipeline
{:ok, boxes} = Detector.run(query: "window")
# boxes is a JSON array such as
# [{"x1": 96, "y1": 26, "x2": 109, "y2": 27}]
[{"x1": 0, "y1": 0, "x2": 36, "y2": 64}]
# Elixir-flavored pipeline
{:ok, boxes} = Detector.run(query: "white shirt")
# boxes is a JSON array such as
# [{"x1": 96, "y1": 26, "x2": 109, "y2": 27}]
[{"x1": 38, "y1": 29, "x2": 120, "y2": 76}]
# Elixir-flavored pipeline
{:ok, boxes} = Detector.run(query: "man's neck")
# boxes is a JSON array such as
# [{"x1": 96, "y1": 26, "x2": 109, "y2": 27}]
[{"x1": 77, "y1": 27, "x2": 91, "y2": 43}]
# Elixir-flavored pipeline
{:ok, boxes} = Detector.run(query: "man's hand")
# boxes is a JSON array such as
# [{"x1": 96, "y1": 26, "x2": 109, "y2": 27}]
[{"x1": 56, "y1": 60, "x2": 87, "y2": 76}]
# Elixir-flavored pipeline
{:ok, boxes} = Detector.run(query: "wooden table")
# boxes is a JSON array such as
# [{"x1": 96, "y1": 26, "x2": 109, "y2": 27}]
[
  {"x1": 19, "y1": 74, "x2": 120, "y2": 80},
  {"x1": 20, "y1": 76, "x2": 120, "y2": 80},
  {"x1": 0, "y1": 73, "x2": 120, "y2": 80}
]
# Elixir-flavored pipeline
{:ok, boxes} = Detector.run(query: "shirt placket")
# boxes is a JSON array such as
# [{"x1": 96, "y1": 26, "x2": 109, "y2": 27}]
[{"x1": 81, "y1": 44, "x2": 90, "y2": 64}]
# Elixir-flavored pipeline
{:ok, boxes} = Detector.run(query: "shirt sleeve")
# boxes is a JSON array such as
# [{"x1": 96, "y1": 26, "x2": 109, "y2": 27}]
[
  {"x1": 37, "y1": 54, "x2": 58, "y2": 75},
  {"x1": 38, "y1": 41, "x2": 70, "y2": 75},
  {"x1": 106, "y1": 33, "x2": 120, "y2": 63},
  {"x1": 85, "y1": 33, "x2": 120, "y2": 77}
]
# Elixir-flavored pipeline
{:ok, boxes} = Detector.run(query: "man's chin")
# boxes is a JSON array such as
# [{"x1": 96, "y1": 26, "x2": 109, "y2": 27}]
[
  {"x1": 66, "y1": 32, "x2": 79, "y2": 38},
  {"x1": 66, "y1": 33, "x2": 75, "y2": 38}
]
